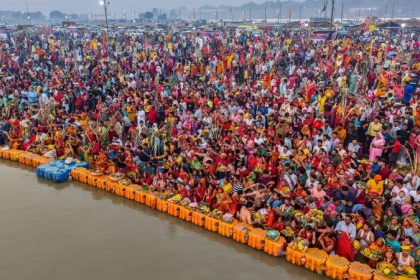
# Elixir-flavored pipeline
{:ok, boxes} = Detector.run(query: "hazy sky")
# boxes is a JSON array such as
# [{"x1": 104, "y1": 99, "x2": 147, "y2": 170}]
[{"x1": 0, "y1": 0, "x2": 277, "y2": 14}]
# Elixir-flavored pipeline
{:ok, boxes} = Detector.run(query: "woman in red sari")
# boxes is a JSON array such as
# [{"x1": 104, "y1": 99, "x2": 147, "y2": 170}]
[
  {"x1": 125, "y1": 152, "x2": 137, "y2": 175},
  {"x1": 324, "y1": 164, "x2": 337, "y2": 184},
  {"x1": 335, "y1": 231, "x2": 355, "y2": 261},
  {"x1": 195, "y1": 182, "x2": 206, "y2": 202}
]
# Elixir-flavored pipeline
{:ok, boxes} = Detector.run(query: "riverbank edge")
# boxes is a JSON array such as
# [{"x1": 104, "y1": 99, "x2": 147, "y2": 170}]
[{"x1": 0, "y1": 148, "x2": 397, "y2": 280}]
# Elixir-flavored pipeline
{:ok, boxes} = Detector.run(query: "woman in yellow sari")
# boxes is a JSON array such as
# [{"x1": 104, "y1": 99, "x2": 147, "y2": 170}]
[
  {"x1": 214, "y1": 189, "x2": 232, "y2": 213},
  {"x1": 293, "y1": 149, "x2": 307, "y2": 163},
  {"x1": 95, "y1": 150, "x2": 108, "y2": 172},
  {"x1": 370, "y1": 199, "x2": 383, "y2": 224},
  {"x1": 363, "y1": 238, "x2": 387, "y2": 268}
]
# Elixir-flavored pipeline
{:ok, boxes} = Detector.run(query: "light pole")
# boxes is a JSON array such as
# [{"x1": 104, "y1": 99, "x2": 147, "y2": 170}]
[
  {"x1": 304, "y1": 22, "x2": 309, "y2": 42},
  {"x1": 25, "y1": 1, "x2": 32, "y2": 25},
  {"x1": 99, "y1": 0, "x2": 110, "y2": 33},
  {"x1": 330, "y1": 0, "x2": 335, "y2": 29},
  {"x1": 401, "y1": 23, "x2": 406, "y2": 40}
]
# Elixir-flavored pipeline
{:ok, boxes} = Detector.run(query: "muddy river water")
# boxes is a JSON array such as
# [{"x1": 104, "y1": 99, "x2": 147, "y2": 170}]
[{"x1": 0, "y1": 159, "x2": 325, "y2": 280}]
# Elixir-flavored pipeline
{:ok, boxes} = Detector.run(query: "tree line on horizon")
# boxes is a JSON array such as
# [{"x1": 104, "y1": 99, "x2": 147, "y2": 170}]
[{"x1": 0, "y1": 0, "x2": 418, "y2": 23}]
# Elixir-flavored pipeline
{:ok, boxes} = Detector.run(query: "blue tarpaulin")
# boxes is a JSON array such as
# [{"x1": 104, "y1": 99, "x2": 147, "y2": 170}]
[{"x1": 36, "y1": 160, "x2": 89, "y2": 183}]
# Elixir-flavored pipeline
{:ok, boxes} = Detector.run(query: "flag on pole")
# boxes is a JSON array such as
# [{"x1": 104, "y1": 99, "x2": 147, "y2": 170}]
[{"x1": 321, "y1": 1, "x2": 327, "y2": 12}]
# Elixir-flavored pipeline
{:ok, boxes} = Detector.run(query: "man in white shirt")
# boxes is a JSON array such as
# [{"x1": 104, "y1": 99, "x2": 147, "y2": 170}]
[
  {"x1": 194, "y1": 107, "x2": 203, "y2": 119},
  {"x1": 39, "y1": 91, "x2": 49, "y2": 107},
  {"x1": 279, "y1": 79, "x2": 287, "y2": 96},
  {"x1": 334, "y1": 215, "x2": 357, "y2": 239},
  {"x1": 137, "y1": 120, "x2": 147, "y2": 136},
  {"x1": 136, "y1": 108, "x2": 145, "y2": 127},
  {"x1": 312, "y1": 140, "x2": 324, "y2": 154},
  {"x1": 323, "y1": 124, "x2": 333, "y2": 137},
  {"x1": 254, "y1": 135, "x2": 265, "y2": 146},
  {"x1": 322, "y1": 134, "x2": 332, "y2": 152},
  {"x1": 391, "y1": 179, "x2": 410, "y2": 197},
  {"x1": 347, "y1": 139, "x2": 361, "y2": 154},
  {"x1": 409, "y1": 187, "x2": 420, "y2": 203},
  {"x1": 305, "y1": 175, "x2": 320, "y2": 189},
  {"x1": 279, "y1": 146, "x2": 292, "y2": 159},
  {"x1": 244, "y1": 116, "x2": 254, "y2": 127},
  {"x1": 313, "y1": 131, "x2": 323, "y2": 143},
  {"x1": 336, "y1": 143, "x2": 347, "y2": 158},
  {"x1": 283, "y1": 168, "x2": 297, "y2": 190}
]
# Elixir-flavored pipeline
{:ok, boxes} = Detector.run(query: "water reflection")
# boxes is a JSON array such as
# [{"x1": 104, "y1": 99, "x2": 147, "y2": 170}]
[
  {"x1": 69, "y1": 175, "x2": 303, "y2": 271},
  {"x1": 0, "y1": 159, "x2": 325, "y2": 280}
]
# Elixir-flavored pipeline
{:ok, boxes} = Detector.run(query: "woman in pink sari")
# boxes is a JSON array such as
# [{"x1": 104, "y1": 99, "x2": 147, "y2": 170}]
[{"x1": 369, "y1": 132, "x2": 385, "y2": 162}]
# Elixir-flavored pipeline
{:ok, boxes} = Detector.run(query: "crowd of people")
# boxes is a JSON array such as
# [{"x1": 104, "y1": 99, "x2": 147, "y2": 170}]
[{"x1": 0, "y1": 23, "x2": 419, "y2": 275}]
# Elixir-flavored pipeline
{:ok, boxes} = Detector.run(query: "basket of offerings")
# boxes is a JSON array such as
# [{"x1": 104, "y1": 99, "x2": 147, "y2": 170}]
[
  {"x1": 89, "y1": 170, "x2": 103, "y2": 176},
  {"x1": 208, "y1": 209, "x2": 223, "y2": 219},
  {"x1": 118, "y1": 178, "x2": 132, "y2": 186},
  {"x1": 281, "y1": 227, "x2": 296, "y2": 243},
  {"x1": 197, "y1": 202, "x2": 210, "y2": 214},
  {"x1": 159, "y1": 191, "x2": 172, "y2": 200},
  {"x1": 376, "y1": 262, "x2": 398, "y2": 278},
  {"x1": 222, "y1": 213, "x2": 234, "y2": 223},
  {"x1": 168, "y1": 194, "x2": 182, "y2": 203},
  {"x1": 293, "y1": 210, "x2": 304, "y2": 219},
  {"x1": 352, "y1": 240, "x2": 362, "y2": 252},
  {"x1": 178, "y1": 134, "x2": 188, "y2": 141},
  {"x1": 266, "y1": 230, "x2": 280, "y2": 241},
  {"x1": 187, "y1": 202, "x2": 198, "y2": 210},
  {"x1": 281, "y1": 228, "x2": 296, "y2": 238},
  {"x1": 355, "y1": 181, "x2": 368, "y2": 189},
  {"x1": 109, "y1": 172, "x2": 124, "y2": 182},
  {"x1": 289, "y1": 237, "x2": 309, "y2": 253},
  {"x1": 361, "y1": 247, "x2": 383, "y2": 260},
  {"x1": 306, "y1": 209, "x2": 324, "y2": 224},
  {"x1": 398, "y1": 266, "x2": 417, "y2": 278},
  {"x1": 252, "y1": 211, "x2": 266, "y2": 223},
  {"x1": 179, "y1": 197, "x2": 191, "y2": 206},
  {"x1": 360, "y1": 159, "x2": 371, "y2": 165},
  {"x1": 162, "y1": 162, "x2": 173, "y2": 171}
]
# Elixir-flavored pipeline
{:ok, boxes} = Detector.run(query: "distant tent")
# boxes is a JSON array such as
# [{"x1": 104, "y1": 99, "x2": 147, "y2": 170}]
[
  {"x1": 376, "y1": 21, "x2": 402, "y2": 29},
  {"x1": 309, "y1": 21, "x2": 334, "y2": 29},
  {"x1": 282, "y1": 21, "x2": 302, "y2": 29}
]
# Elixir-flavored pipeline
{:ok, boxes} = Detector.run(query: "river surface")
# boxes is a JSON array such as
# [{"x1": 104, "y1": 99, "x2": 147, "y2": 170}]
[{"x1": 0, "y1": 159, "x2": 325, "y2": 280}]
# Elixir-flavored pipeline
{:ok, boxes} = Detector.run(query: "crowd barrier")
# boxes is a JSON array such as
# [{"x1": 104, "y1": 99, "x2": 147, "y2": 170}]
[
  {"x1": 167, "y1": 202, "x2": 181, "y2": 217},
  {"x1": 204, "y1": 216, "x2": 220, "y2": 232},
  {"x1": 1, "y1": 148, "x2": 408, "y2": 280},
  {"x1": 233, "y1": 223, "x2": 252, "y2": 243},
  {"x1": 218, "y1": 220, "x2": 237, "y2": 238},
  {"x1": 192, "y1": 211, "x2": 206, "y2": 227},
  {"x1": 286, "y1": 245, "x2": 306, "y2": 266},
  {"x1": 325, "y1": 255, "x2": 351, "y2": 280},
  {"x1": 179, "y1": 206, "x2": 193, "y2": 222},
  {"x1": 348, "y1": 262, "x2": 374, "y2": 280},
  {"x1": 304, "y1": 248, "x2": 329, "y2": 273},
  {"x1": 264, "y1": 236, "x2": 287, "y2": 257}
]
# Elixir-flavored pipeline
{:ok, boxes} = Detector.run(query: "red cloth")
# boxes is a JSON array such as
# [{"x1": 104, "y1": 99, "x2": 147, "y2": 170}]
[
  {"x1": 391, "y1": 140, "x2": 401, "y2": 153},
  {"x1": 266, "y1": 209, "x2": 275, "y2": 227},
  {"x1": 335, "y1": 232, "x2": 355, "y2": 261},
  {"x1": 148, "y1": 108, "x2": 158, "y2": 124}
]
